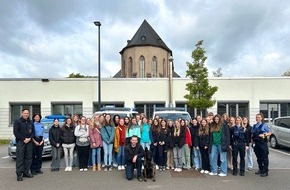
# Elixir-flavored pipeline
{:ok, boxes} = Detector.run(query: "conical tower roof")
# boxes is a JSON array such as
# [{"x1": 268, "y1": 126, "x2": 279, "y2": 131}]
[{"x1": 120, "y1": 20, "x2": 172, "y2": 54}]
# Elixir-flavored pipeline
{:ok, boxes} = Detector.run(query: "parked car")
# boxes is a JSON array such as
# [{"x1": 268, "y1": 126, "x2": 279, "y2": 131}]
[
  {"x1": 152, "y1": 107, "x2": 192, "y2": 122},
  {"x1": 94, "y1": 107, "x2": 138, "y2": 119},
  {"x1": 8, "y1": 115, "x2": 67, "y2": 159},
  {"x1": 269, "y1": 116, "x2": 290, "y2": 149}
]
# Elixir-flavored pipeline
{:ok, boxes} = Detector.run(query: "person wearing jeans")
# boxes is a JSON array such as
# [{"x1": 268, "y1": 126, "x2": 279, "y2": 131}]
[
  {"x1": 114, "y1": 119, "x2": 126, "y2": 170},
  {"x1": 61, "y1": 117, "x2": 76, "y2": 172},
  {"x1": 173, "y1": 120, "x2": 186, "y2": 172},
  {"x1": 100, "y1": 114, "x2": 115, "y2": 171},
  {"x1": 243, "y1": 117, "x2": 253, "y2": 170},
  {"x1": 209, "y1": 115, "x2": 230, "y2": 177}
]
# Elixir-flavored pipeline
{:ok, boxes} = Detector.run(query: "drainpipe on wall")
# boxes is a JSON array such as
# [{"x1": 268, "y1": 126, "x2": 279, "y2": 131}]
[{"x1": 169, "y1": 56, "x2": 174, "y2": 107}]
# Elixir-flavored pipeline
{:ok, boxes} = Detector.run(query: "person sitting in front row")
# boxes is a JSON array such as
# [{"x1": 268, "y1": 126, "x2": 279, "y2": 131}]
[{"x1": 125, "y1": 135, "x2": 145, "y2": 182}]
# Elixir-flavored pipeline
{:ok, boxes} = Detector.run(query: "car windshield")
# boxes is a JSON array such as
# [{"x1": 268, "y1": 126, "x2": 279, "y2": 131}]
[{"x1": 157, "y1": 113, "x2": 191, "y2": 122}]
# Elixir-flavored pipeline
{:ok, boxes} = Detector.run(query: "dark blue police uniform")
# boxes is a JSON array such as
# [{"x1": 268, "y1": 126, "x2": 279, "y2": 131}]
[{"x1": 252, "y1": 122, "x2": 270, "y2": 177}]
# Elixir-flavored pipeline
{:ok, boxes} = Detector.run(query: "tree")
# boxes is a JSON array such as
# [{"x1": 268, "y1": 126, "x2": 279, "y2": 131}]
[
  {"x1": 184, "y1": 40, "x2": 218, "y2": 115},
  {"x1": 67, "y1": 73, "x2": 97, "y2": 78},
  {"x1": 282, "y1": 68, "x2": 290, "y2": 76},
  {"x1": 213, "y1": 67, "x2": 223, "y2": 77}
]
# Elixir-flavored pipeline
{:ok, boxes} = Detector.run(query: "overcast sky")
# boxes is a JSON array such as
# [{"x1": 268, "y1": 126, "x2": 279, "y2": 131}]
[{"x1": 0, "y1": 0, "x2": 290, "y2": 78}]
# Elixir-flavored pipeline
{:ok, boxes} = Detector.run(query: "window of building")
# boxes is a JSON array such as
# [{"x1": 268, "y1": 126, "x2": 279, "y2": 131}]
[
  {"x1": 175, "y1": 102, "x2": 207, "y2": 118},
  {"x1": 163, "y1": 59, "x2": 166, "y2": 77},
  {"x1": 10, "y1": 103, "x2": 41, "y2": 124},
  {"x1": 135, "y1": 102, "x2": 165, "y2": 118},
  {"x1": 139, "y1": 56, "x2": 145, "y2": 78},
  {"x1": 260, "y1": 102, "x2": 290, "y2": 122},
  {"x1": 93, "y1": 102, "x2": 124, "y2": 113},
  {"x1": 122, "y1": 59, "x2": 126, "y2": 77},
  {"x1": 217, "y1": 102, "x2": 249, "y2": 117},
  {"x1": 52, "y1": 103, "x2": 82, "y2": 117},
  {"x1": 128, "y1": 57, "x2": 133, "y2": 77},
  {"x1": 151, "y1": 56, "x2": 157, "y2": 78}
]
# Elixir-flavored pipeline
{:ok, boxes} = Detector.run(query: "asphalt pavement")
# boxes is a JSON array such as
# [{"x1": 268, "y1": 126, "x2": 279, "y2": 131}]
[{"x1": 1, "y1": 145, "x2": 290, "y2": 190}]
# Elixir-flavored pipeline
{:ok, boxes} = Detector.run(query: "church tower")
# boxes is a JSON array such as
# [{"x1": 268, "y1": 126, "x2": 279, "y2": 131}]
[{"x1": 114, "y1": 20, "x2": 179, "y2": 78}]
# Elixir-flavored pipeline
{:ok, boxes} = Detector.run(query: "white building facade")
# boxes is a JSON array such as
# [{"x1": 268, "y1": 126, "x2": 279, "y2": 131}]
[{"x1": 1, "y1": 77, "x2": 290, "y2": 139}]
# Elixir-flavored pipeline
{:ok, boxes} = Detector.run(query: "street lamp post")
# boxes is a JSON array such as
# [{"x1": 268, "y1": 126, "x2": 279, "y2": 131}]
[
  {"x1": 169, "y1": 56, "x2": 173, "y2": 107},
  {"x1": 94, "y1": 21, "x2": 101, "y2": 111}
]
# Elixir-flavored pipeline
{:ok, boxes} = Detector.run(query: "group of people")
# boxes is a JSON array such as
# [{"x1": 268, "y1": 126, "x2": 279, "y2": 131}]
[{"x1": 13, "y1": 108, "x2": 271, "y2": 182}]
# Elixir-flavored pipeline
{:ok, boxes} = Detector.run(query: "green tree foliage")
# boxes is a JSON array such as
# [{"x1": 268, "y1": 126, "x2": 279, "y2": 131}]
[
  {"x1": 184, "y1": 40, "x2": 218, "y2": 112},
  {"x1": 67, "y1": 73, "x2": 97, "y2": 78},
  {"x1": 282, "y1": 68, "x2": 290, "y2": 76},
  {"x1": 213, "y1": 67, "x2": 223, "y2": 77}
]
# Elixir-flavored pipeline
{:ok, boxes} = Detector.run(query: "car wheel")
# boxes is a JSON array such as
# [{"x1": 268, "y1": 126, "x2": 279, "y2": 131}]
[{"x1": 270, "y1": 135, "x2": 279, "y2": 149}]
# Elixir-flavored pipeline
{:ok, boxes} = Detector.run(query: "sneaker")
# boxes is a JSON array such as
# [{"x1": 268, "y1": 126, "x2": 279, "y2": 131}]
[
  {"x1": 65, "y1": 167, "x2": 69, "y2": 172},
  {"x1": 166, "y1": 166, "x2": 170, "y2": 170},
  {"x1": 104, "y1": 167, "x2": 108, "y2": 172},
  {"x1": 121, "y1": 165, "x2": 125, "y2": 170},
  {"x1": 113, "y1": 163, "x2": 118, "y2": 168},
  {"x1": 200, "y1": 170, "x2": 205, "y2": 174},
  {"x1": 79, "y1": 169, "x2": 84, "y2": 172},
  {"x1": 156, "y1": 165, "x2": 159, "y2": 170},
  {"x1": 162, "y1": 167, "x2": 166, "y2": 171},
  {"x1": 68, "y1": 167, "x2": 72, "y2": 171},
  {"x1": 118, "y1": 166, "x2": 122, "y2": 170},
  {"x1": 84, "y1": 168, "x2": 88, "y2": 172},
  {"x1": 172, "y1": 167, "x2": 175, "y2": 170},
  {"x1": 218, "y1": 173, "x2": 227, "y2": 177},
  {"x1": 209, "y1": 172, "x2": 217, "y2": 176},
  {"x1": 204, "y1": 170, "x2": 209, "y2": 174},
  {"x1": 177, "y1": 168, "x2": 182, "y2": 172},
  {"x1": 247, "y1": 168, "x2": 252, "y2": 171},
  {"x1": 174, "y1": 168, "x2": 178, "y2": 172},
  {"x1": 109, "y1": 167, "x2": 112, "y2": 172}
]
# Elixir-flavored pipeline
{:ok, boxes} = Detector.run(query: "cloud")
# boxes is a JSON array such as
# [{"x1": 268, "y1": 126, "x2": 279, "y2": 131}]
[{"x1": 0, "y1": 0, "x2": 290, "y2": 78}]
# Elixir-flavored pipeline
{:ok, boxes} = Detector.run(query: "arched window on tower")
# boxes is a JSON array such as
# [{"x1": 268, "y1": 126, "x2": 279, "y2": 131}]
[
  {"x1": 139, "y1": 56, "x2": 145, "y2": 78},
  {"x1": 163, "y1": 58, "x2": 166, "y2": 77},
  {"x1": 152, "y1": 56, "x2": 157, "y2": 78},
  {"x1": 122, "y1": 59, "x2": 126, "y2": 77},
  {"x1": 128, "y1": 57, "x2": 133, "y2": 77}
]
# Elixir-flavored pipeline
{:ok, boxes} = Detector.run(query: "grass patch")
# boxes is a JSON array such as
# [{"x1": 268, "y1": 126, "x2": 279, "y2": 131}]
[{"x1": 0, "y1": 139, "x2": 10, "y2": 145}]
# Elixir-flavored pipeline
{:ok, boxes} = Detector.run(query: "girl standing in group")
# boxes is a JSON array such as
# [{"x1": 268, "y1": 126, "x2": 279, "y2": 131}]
[
  {"x1": 49, "y1": 118, "x2": 62, "y2": 172},
  {"x1": 125, "y1": 117, "x2": 141, "y2": 145},
  {"x1": 72, "y1": 114, "x2": 80, "y2": 127},
  {"x1": 151, "y1": 119, "x2": 160, "y2": 169},
  {"x1": 166, "y1": 120, "x2": 175, "y2": 170},
  {"x1": 190, "y1": 118, "x2": 201, "y2": 171},
  {"x1": 89, "y1": 114, "x2": 103, "y2": 172},
  {"x1": 124, "y1": 116, "x2": 131, "y2": 128},
  {"x1": 209, "y1": 115, "x2": 230, "y2": 177},
  {"x1": 75, "y1": 116, "x2": 90, "y2": 172},
  {"x1": 173, "y1": 119, "x2": 185, "y2": 172},
  {"x1": 31, "y1": 113, "x2": 44, "y2": 175},
  {"x1": 182, "y1": 120, "x2": 192, "y2": 170},
  {"x1": 157, "y1": 119, "x2": 168, "y2": 171},
  {"x1": 101, "y1": 114, "x2": 115, "y2": 171},
  {"x1": 61, "y1": 117, "x2": 76, "y2": 172},
  {"x1": 227, "y1": 117, "x2": 235, "y2": 170},
  {"x1": 243, "y1": 117, "x2": 253, "y2": 171},
  {"x1": 195, "y1": 119, "x2": 210, "y2": 174},
  {"x1": 114, "y1": 118, "x2": 126, "y2": 170},
  {"x1": 140, "y1": 117, "x2": 151, "y2": 150}
]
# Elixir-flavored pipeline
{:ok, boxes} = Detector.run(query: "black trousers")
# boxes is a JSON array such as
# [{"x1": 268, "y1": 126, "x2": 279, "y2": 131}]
[
  {"x1": 158, "y1": 145, "x2": 167, "y2": 167},
  {"x1": 31, "y1": 137, "x2": 44, "y2": 172},
  {"x1": 126, "y1": 158, "x2": 142, "y2": 180},
  {"x1": 16, "y1": 140, "x2": 33, "y2": 176},
  {"x1": 254, "y1": 141, "x2": 269, "y2": 172},
  {"x1": 232, "y1": 142, "x2": 245, "y2": 173},
  {"x1": 77, "y1": 145, "x2": 90, "y2": 169},
  {"x1": 200, "y1": 147, "x2": 210, "y2": 171}
]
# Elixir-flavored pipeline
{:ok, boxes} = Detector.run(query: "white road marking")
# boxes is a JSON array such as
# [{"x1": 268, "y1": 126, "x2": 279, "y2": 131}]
[
  {"x1": 269, "y1": 148, "x2": 290, "y2": 156},
  {"x1": 1, "y1": 156, "x2": 10, "y2": 159}
]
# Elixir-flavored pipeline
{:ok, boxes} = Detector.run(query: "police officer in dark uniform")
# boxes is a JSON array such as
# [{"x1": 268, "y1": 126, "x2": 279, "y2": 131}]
[
  {"x1": 252, "y1": 113, "x2": 271, "y2": 177},
  {"x1": 229, "y1": 116, "x2": 250, "y2": 176},
  {"x1": 13, "y1": 108, "x2": 35, "y2": 181}
]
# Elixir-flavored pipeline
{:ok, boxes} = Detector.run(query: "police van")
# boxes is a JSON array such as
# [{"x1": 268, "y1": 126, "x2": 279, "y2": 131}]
[{"x1": 94, "y1": 107, "x2": 138, "y2": 119}]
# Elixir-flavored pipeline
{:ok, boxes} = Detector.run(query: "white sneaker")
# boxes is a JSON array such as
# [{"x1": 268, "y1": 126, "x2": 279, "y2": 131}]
[
  {"x1": 156, "y1": 165, "x2": 159, "y2": 170},
  {"x1": 118, "y1": 166, "x2": 122, "y2": 170},
  {"x1": 84, "y1": 168, "x2": 88, "y2": 172},
  {"x1": 218, "y1": 173, "x2": 227, "y2": 177},
  {"x1": 200, "y1": 170, "x2": 205, "y2": 174},
  {"x1": 204, "y1": 170, "x2": 209, "y2": 174},
  {"x1": 172, "y1": 167, "x2": 175, "y2": 170},
  {"x1": 209, "y1": 172, "x2": 217, "y2": 176},
  {"x1": 79, "y1": 168, "x2": 84, "y2": 172},
  {"x1": 177, "y1": 168, "x2": 182, "y2": 172},
  {"x1": 174, "y1": 168, "x2": 178, "y2": 172},
  {"x1": 113, "y1": 163, "x2": 118, "y2": 168},
  {"x1": 121, "y1": 165, "x2": 125, "y2": 170},
  {"x1": 65, "y1": 167, "x2": 69, "y2": 172},
  {"x1": 68, "y1": 167, "x2": 72, "y2": 171},
  {"x1": 109, "y1": 167, "x2": 112, "y2": 171}
]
